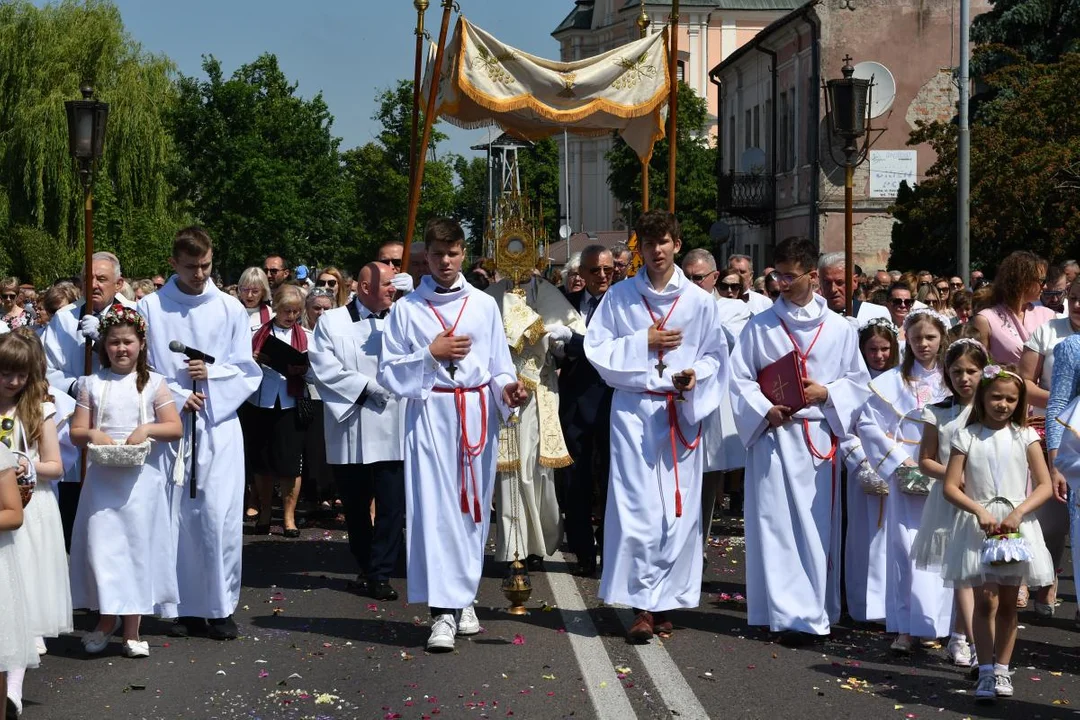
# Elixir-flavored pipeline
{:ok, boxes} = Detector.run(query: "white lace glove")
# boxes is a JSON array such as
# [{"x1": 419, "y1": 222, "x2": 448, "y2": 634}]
[
  {"x1": 544, "y1": 323, "x2": 572, "y2": 343},
  {"x1": 79, "y1": 314, "x2": 101, "y2": 342},
  {"x1": 391, "y1": 273, "x2": 414, "y2": 294}
]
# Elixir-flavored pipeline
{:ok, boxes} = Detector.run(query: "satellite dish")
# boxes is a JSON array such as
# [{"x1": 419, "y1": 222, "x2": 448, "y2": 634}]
[
  {"x1": 558, "y1": 224, "x2": 572, "y2": 241},
  {"x1": 853, "y1": 61, "x2": 896, "y2": 119},
  {"x1": 740, "y1": 147, "x2": 767, "y2": 174},
  {"x1": 709, "y1": 221, "x2": 731, "y2": 242}
]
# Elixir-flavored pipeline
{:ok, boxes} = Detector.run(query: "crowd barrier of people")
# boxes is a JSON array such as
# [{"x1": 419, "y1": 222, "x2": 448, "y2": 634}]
[{"x1": 2, "y1": 219, "x2": 1079, "y2": 715}]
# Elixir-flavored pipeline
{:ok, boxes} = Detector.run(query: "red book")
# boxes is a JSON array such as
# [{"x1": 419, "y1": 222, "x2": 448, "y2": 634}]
[{"x1": 757, "y1": 351, "x2": 807, "y2": 413}]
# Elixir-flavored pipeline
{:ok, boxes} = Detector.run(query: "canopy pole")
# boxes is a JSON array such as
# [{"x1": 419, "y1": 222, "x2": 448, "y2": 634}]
[
  {"x1": 666, "y1": 0, "x2": 680, "y2": 213},
  {"x1": 409, "y1": 1, "x2": 429, "y2": 193},
  {"x1": 639, "y1": 3, "x2": 651, "y2": 213},
  {"x1": 403, "y1": 0, "x2": 454, "y2": 273}
]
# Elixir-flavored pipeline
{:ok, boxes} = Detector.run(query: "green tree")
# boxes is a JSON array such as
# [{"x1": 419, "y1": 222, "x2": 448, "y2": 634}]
[
  {"x1": 0, "y1": 0, "x2": 184, "y2": 284},
  {"x1": 169, "y1": 53, "x2": 347, "y2": 278},
  {"x1": 972, "y1": 0, "x2": 1080, "y2": 69},
  {"x1": 339, "y1": 80, "x2": 457, "y2": 270},
  {"x1": 606, "y1": 82, "x2": 718, "y2": 248}
]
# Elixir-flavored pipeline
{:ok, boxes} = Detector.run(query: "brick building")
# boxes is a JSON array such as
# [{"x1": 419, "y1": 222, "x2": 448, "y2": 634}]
[
  {"x1": 552, "y1": 0, "x2": 804, "y2": 234},
  {"x1": 709, "y1": 0, "x2": 988, "y2": 272}
]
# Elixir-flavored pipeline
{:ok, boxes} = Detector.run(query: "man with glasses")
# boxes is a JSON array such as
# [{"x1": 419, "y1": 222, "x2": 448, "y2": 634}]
[
  {"x1": 559, "y1": 245, "x2": 615, "y2": 577},
  {"x1": 376, "y1": 240, "x2": 416, "y2": 295},
  {"x1": 610, "y1": 242, "x2": 631, "y2": 283},
  {"x1": 1036, "y1": 263, "x2": 1068, "y2": 316},
  {"x1": 727, "y1": 254, "x2": 773, "y2": 314},
  {"x1": 815, "y1": 252, "x2": 890, "y2": 327},
  {"x1": 731, "y1": 236, "x2": 869, "y2": 645},
  {"x1": 152, "y1": 274, "x2": 166, "y2": 291},
  {"x1": 886, "y1": 282, "x2": 915, "y2": 336},
  {"x1": 263, "y1": 254, "x2": 290, "y2": 290}
]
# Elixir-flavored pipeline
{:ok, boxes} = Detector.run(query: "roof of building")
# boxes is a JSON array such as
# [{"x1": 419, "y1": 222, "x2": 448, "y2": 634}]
[
  {"x1": 709, "y1": 0, "x2": 818, "y2": 74},
  {"x1": 620, "y1": 0, "x2": 806, "y2": 9},
  {"x1": 553, "y1": 1, "x2": 595, "y2": 36}
]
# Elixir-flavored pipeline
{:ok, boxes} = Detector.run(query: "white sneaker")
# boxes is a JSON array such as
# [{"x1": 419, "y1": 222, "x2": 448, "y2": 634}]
[
  {"x1": 35, "y1": 636, "x2": 47, "y2": 655},
  {"x1": 994, "y1": 672, "x2": 1014, "y2": 697},
  {"x1": 457, "y1": 605, "x2": 480, "y2": 636},
  {"x1": 426, "y1": 614, "x2": 457, "y2": 652},
  {"x1": 947, "y1": 637, "x2": 971, "y2": 666},
  {"x1": 122, "y1": 639, "x2": 150, "y2": 658},
  {"x1": 82, "y1": 619, "x2": 121, "y2": 654},
  {"x1": 974, "y1": 674, "x2": 996, "y2": 701}
]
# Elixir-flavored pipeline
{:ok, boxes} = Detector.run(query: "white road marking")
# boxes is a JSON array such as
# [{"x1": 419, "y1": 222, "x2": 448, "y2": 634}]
[
  {"x1": 544, "y1": 551, "x2": 637, "y2": 720},
  {"x1": 615, "y1": 607, "x2": 711, "y2": 720}
]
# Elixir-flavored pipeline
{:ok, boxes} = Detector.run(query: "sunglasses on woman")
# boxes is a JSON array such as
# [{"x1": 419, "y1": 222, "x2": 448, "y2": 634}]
[
  {"x1": 0, "y1": 293, "x2": 16, "y2": 301},
  {"x1": 889, "y1": 297, "x2": 914, "y2": 308},
  {"x1": 316, "y1": 279, "x2": 337, "y2": 288},
  {"x1": 718, "y1": 282, "x2": 743, "y2": 293}
]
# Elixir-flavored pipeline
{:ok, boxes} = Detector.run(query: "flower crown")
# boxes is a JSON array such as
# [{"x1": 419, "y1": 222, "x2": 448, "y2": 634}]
[
  {"x1": 947, "y1": 337, "x2": 985, "y2": 353},
  {"x1": 99, "y1": 304, "x2": 146, "y2": 336},
  {"x1": 866, "y1": 317, "x2": 899, "y2": 336},
  {"x1": 981, "y1": 364, "x2": 1022, "y2": 384},
  {"x1": 903, "y1": 307, "x2": 949, "y2": 329}
]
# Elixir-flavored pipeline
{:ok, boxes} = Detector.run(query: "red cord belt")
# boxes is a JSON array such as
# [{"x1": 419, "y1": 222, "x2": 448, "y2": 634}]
[
  {"x1": 433, "y1": 385, "x2": 487, "y2": 523},
  {"x1": 644, "y1": 391, "x2": 702, "y2": 517}
]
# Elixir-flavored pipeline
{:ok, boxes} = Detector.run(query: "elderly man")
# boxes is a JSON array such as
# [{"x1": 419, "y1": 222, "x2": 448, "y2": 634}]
[
  {"x1": 309, "y1": 261, "x2": 405, "y2": 601},
  {"x1": 559, "y1": 244, "x2": 615, "y2": 576},
  {"x1": 683, "y1": 248, "x2": 751, "y2": 526},
  {"x1": 263, "y1": 254, "x2": 290, "y2": 290},
  {"x1": 816, "y1": 252, "x2": 890, "y2": 326},
  {"x1": 727, "y1": 254, "x2": 772, "y2": 315},
  {"x1": 1064, "y1": 260, "x2": 1079, "y2": 284},
  {"x1": 610, "y1": 242, "x2": 632, "y2": 283}
]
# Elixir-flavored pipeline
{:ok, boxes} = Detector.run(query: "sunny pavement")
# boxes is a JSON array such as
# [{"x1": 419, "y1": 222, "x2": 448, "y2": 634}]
[{"x1": 22, "y1": 515, "x2": 1080, "y2": 719}]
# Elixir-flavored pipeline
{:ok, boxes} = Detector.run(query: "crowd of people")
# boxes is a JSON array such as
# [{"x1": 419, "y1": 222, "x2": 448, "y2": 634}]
[{"x1": 1, "y1": 214, "x2": 1080, "y2": 715}]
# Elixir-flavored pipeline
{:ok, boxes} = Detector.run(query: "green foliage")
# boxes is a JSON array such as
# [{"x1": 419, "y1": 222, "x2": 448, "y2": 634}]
[
  {"x1": 0, "y1": 0, "x2": 184, "y2": 282},
  {"x1": 606, "y1": 82, "x2": 718, "y2": 248},
  {"x1": 971, "y1": 0, "x2": 1080, "y2": 72},
  {"x1": 890, "y1": 53, "x2": 1080, "y2": 273},
  {"x1": 169, "y1": 53, "x2": 347, "y2": 279}
]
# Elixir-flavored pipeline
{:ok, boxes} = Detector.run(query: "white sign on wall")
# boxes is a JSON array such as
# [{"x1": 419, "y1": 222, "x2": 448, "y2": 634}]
[{"x1": 869, "y1": 150, "x2": 918, "y2": 198}]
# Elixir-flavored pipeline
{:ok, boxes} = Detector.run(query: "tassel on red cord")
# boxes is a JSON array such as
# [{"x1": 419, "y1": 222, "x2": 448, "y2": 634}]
[
  {"x1": 461, "y1": 488, "x2": 470, "y2": 514},
  {"x1": 675, "y1": 487, "x2": 683, "y2": 518},
  {"x1": 473, "y1": 497, "x2": 482, "y2": 524}
]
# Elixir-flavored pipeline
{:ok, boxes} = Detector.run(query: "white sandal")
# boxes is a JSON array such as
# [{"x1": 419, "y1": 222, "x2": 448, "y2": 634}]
[
  {"x1": 82, "y1": 618, "x2": 122, "y2": 654},
  {"x1": 122, "y1": 639, "x2": 150, "y2": 658}
]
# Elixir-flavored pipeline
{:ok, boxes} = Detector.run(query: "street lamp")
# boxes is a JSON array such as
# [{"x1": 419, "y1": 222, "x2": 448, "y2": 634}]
[
  {"x1": 823, "y1": 57, "x2": 873, "y2": 316},
  {"x1": 64, "y1": 84, "x2": 109, "y2": 373}
]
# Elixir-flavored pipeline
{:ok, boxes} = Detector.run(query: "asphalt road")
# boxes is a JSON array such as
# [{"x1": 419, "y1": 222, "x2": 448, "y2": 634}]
[{"x1": 22, "y1": 514, "x2": 1080, "y2": 719}]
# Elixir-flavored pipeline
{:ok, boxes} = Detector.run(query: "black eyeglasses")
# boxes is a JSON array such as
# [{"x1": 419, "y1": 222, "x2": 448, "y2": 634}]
[
  {"x1": 936, "y1": 285, "x2": 949, "y2": 293},
  {"x1": 263, "y1": 268, "x2": 285, "y2": 275},
  {"x1": 772, "y1": 270, "x2": 811, "y2": 285},
  {"x1": 380, "y1": 258, "x2": 403, "y2": 268},
  {"x1": 153, "y1": 282, "x2": 164, "y2": 289},
  {"x1": 316, "y1": 279, "x2": 337, "y2": 288},
  {"x1": 718, "y1": 281, "x2": 744, "y2": 293},
  {"x1": 587, "y1": 266, "x2": 614, "y2": 276},
  {"x1": 949, "y1": 281, "x2": 964, "y2": 288},
  {"x1": 612, "y1": 260, "x2": 629, "y2": 269},
  {"x1": 1042, "y1": 289, "x2": 1066, "y2": 298},
  {"x1": 0, "y1": 293, "x2": 16, "y2": 300},
  {"x1": 687, "y1": 272, "x2": 715, "y2": 283},
  {"x1": 889, "y1": 297, "x2": 914, "y2": 308}
]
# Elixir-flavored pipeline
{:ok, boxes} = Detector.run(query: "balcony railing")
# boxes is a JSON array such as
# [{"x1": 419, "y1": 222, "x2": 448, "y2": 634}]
[{"x1": 718, "y1": 172, "x2": 774, "y2": 226}]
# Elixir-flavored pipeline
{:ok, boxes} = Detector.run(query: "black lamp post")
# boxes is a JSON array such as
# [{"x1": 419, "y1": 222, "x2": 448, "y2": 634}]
[
  {"x1": 823, "y1": 57, "x2": 872, "y2": 316},
  {"x1": 64, "y1": 84, "x2": 109, "y2": 373}
]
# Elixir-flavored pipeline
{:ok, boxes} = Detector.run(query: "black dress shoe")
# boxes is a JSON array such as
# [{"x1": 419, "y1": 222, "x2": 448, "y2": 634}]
[
  {"x1": 526, "y1": 554, "x2": 545, "y2": 572},
  {"x1": 253, "y1": 522, "x2": 271, "y2": 536},
  {"x1": 169, "y1": 616, "x2": 207, "y2": 638},
  {"x1": 575, "y1": 560, "x2": 598, "y2": 578},
  {"x1": 207, "y1": 616, "x2": 239, "y2": 640},
  {"x1": 346, "y1": 575, "x2": 370, "y2": 595},
  {"x1": 370, "y1": 581, "x2": 399, "y2": 601},
  {"x1": 778, "y1": 630, "x2": 808, "y2": 647},
  {"x1": 283, "y1": 527, "x2": 300, "y2": 538}
]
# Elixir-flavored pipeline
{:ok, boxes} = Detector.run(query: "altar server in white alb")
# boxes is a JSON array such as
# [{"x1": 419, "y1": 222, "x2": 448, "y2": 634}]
[
  {"x1": 731, "y1": 236, "x2": 869, "y2": 644},
  {"x1": 378, "y1": 218, "x2": 527, "y2": 653},
  {"x1": 137, "y1": 227, "x2": 261, "y2": 641},
  {"x1": 585, "y1": 211, "x2": 728, "y2": 644}
]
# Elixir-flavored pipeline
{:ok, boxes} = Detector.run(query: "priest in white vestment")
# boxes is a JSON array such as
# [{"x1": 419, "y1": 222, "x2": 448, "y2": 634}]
[
  {"x1": 378, "y1": 218, "x2": 526, "y2": 653},
  {"x1": 586, "y1": 211, "x2": 728, "y2": 643},
  {"x1": 486, "y1": 275, "x2": 583, "y2": 568},
  {"x1": 137, "y1": 228, "x2": 261, "y2": 640},
  {"x1": 731, "y1": 237, "x2": 870, "y2": 643}
]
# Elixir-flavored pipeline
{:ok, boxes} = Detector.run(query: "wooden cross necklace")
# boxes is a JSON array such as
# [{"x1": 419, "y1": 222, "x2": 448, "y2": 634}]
[
  {"x1": 426, "y1": 296, "x2": 469, "y2": 380},
  {"x1": 643, "y1": 295, "x2": 681, "y2": 378}
]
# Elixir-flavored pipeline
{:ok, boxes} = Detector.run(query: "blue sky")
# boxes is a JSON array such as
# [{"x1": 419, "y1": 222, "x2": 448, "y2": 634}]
[{"x1": 110, "y1": 0, "x2": 571, "y2": 160}]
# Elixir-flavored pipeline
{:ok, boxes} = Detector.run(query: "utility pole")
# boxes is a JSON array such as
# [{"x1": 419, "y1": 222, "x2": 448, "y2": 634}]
[{"x1": 957, "y1": 0, "x2": 971, "y2": 284}]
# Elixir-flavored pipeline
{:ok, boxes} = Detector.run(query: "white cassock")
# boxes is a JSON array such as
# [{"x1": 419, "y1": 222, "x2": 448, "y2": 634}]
[
  {"x1": 585, "y1": 267, "x2": 728, "y2": 611},
  {"x1": 742, "y1": 291, "x2": 773, "y2": 316},
  {"x1": 857, "y1": 364, "x2": 953, "y2": 638},
  {"x1": 703, "y1": 293, "x2": 752, "y2": 472},
  {"x1": 732, "y1": 294, "x2": 869, "y2": 635},
  {"x1": 138, "y1": 278, "x2": 261, "y2": 619},
  {"x1": 838, "y1": 368, "x2": 887, "y2": 624},
  {"x1": 43, "y1": 296, "x2": 136, "y2": 396},
  {"x1": 378, "y1": 274, "x2": 516, "y2": 609},
  {"x1": 308, "y1": 301, "x2": 403, "y2": 465}
]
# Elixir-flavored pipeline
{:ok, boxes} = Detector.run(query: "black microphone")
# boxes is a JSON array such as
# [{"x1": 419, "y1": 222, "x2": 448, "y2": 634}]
[{"x1": 169, "y1": 340, "x2": 216, "y2": 365}]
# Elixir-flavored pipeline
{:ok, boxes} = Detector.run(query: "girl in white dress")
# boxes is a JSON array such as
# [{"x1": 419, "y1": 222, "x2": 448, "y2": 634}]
[
  {"x1": 0, "y1": 443, "x2": 38, "y2": 717},
  {"x1": 0, "y1": 331, "x2": 66, "y2": 715},
  {"x1": 914, "y1": 337, "x2": 987, "y2": 668},
  {"x1": 69, "y1": 305, "x2": 183, "y2": 658},
  {"x1": 857, "y1": 309, "x2": 953, "y2": 652},
  {"x1": 842, "y1": 318, "x2": 899, "y2": 624},
  {"x1": 942, "y1": 365, "x2": 1054, "y2": 702}
]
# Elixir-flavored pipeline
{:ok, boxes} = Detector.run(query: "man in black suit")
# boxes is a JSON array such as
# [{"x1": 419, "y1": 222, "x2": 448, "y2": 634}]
[{"x1": 558, "y1": 244, "x2": 614, "y2": 577}]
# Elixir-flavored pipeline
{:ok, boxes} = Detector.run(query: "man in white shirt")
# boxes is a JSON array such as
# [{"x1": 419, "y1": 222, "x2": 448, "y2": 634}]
[
  {"x1": 728, "y1": 254, "x2": 773, "y2": 315},
  {"x1": 309, "y1": 261, "x2": 405, "y2": 602}
]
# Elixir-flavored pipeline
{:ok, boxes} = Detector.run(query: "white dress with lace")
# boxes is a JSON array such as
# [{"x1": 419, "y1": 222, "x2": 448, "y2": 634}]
[
  {"x1": 69, "y1": 371, "x2": 179, "y2": 616},
  {"x1": 0, "y1": 444, "x2": 39, "y2": 672}
]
